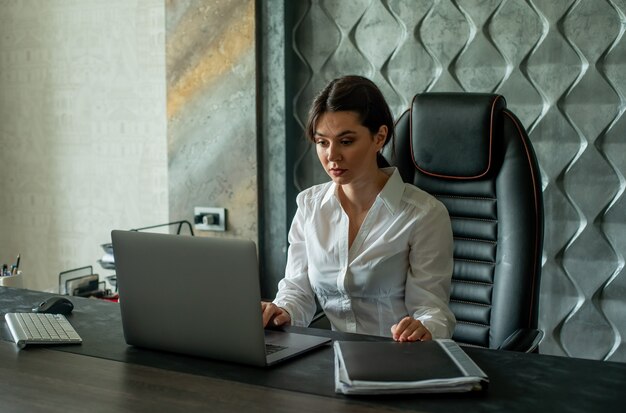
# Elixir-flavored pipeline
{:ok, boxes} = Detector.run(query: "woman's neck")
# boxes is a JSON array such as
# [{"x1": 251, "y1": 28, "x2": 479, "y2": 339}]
[
  {"x1": 338, "y1": 169, "x2": 389, "y2": 249},
  {"x1": 338, "y1": 169, "x2": 389, "y2": 213}
]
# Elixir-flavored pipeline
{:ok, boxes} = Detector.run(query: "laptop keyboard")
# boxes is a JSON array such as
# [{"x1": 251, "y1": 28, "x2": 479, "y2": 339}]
[
  {"x1": 4, "y1": 312, "x2": 83, "y2": 348},
  {"x1": 265, "y1": 343, "x2": 287, "y2": 355}
]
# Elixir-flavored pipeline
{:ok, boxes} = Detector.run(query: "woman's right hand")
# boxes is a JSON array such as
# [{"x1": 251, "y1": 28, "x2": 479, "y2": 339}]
[{"x1": 261, "y1": 302, "x2": 291, "y2": 328}]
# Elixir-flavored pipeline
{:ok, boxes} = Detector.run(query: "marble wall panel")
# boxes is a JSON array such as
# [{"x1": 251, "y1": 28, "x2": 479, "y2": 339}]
[{"x1": 166, "y1": 0, "x2": 257, "y2": 240}]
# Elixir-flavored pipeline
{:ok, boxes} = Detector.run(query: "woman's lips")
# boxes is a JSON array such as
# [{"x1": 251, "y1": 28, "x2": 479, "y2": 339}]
[{"x1": 329, "y1": 168, "x2": 346, "y2": 177}]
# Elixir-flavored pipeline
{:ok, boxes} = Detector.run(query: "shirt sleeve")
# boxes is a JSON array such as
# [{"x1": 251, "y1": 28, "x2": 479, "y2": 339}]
[
  {"x1": 405, "y1": 199, "x2": 456, "y2": 339},
  {"x1": 272, "y1": 193, "x2": 317, "y2": 327}
]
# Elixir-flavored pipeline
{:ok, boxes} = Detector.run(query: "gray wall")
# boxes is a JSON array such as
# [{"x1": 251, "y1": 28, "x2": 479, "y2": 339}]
[{"x1": 261, "y1": 0, "x2": 626, "y2": 362}]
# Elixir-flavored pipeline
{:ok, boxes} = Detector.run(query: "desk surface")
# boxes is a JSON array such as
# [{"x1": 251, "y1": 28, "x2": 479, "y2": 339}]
[
  {"x1": 2, "y1": 286, "x2": 626, "y2": 413},
  {"x1": 0, "y1": 340, "x2": 386, "y2": 413}
]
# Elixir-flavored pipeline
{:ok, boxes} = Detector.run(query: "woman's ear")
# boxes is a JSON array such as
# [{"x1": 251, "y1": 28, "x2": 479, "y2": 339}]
[{"x1": 375, "y1": 125, "x2": 388, "y2": 149}]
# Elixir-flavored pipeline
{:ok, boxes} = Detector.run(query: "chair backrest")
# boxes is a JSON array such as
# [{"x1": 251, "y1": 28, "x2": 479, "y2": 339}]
[{"x1": 383, "y1": 93, "x2": 543, "y2": 349}]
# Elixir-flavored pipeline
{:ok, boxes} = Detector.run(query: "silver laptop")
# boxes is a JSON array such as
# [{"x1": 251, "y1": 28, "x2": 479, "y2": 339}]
[{"x1": 111, "y1": 230, "x2": 330, "y2": 367}]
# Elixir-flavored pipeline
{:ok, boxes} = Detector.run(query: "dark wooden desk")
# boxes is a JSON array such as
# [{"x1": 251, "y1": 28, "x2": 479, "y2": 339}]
[
  {"x1": 0, "y1": 341, "x2": 387, "y2": 413},
  {"x1": 2, "y1": 286, "x2": 626, "y2": 412}
]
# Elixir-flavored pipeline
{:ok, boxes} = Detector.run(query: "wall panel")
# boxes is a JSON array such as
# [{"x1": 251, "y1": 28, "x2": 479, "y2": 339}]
[{"x1": 166, "y1": 0, "x2": 257, "y2": 241}]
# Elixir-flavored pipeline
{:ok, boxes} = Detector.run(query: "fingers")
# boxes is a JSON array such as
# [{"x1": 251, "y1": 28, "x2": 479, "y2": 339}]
[
  {"x1": 261, "y1": 302, "x2": 278, "y2": 327},
  {"x1": 260, "y1": 302, "x2": 291, "y2": 327},
  {"x1": 272, "y1": 311, "x2": 290, "y2": 327},
  {"x1": 390, "y1": 316, "x2": 413, "y2": 341},
  {"x1": 390, "y1": 317, "x2": 433, "y2": 342}
]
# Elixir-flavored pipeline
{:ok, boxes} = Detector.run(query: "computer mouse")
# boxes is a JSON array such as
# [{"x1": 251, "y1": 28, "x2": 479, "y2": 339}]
[{"x1": 32, "y1": 296, "x2": 74, "y2": 315}]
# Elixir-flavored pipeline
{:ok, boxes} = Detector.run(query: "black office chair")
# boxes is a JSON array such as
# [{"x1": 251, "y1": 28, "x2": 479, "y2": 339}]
[{"x1": 382, "y1": 92, "x2": 544, "y2": 352}]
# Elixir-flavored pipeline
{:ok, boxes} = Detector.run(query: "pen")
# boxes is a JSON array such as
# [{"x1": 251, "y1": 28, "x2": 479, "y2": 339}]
[{"x1": 12, "y1": 254, "x2": 20, "y2": 275}]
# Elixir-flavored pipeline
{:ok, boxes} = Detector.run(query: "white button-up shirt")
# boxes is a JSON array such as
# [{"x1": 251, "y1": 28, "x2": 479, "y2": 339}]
[{"x1": 273, "y1": 167, "x2": 456, "y2": 339}]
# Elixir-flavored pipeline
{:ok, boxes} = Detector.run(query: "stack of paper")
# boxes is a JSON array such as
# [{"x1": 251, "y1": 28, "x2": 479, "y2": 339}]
[
  {"x1": 334, "y1": 339, "x2": 488, "y2": 395},
  {"x1": 98, "y1": 243, "x2": 115, "y2": 270}
]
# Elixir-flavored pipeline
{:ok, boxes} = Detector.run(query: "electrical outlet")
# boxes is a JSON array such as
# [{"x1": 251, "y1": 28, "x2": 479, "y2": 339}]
[{"x1": 194, "y1": 207, "x2": 227, "y2": 232}]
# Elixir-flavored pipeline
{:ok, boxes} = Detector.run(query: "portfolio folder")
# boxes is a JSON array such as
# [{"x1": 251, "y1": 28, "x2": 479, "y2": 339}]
[{"x1": 334, "y1": 339, "x2": 488, "y2": 395}]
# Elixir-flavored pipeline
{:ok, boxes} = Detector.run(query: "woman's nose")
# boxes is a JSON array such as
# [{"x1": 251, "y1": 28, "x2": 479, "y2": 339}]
[{"x1": 327, "y1": 144, "x2": 341, "y2": 161}]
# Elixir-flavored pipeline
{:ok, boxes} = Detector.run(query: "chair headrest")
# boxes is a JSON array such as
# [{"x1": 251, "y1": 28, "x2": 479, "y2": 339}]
[{"x1": 408, "y1": 93, "x2": 506, "y2": 179}]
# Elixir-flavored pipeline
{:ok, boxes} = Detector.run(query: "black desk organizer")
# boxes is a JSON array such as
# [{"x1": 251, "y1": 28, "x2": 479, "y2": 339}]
[{"x1": 59, "y1": 265, "x2": 109, "y2": 298}]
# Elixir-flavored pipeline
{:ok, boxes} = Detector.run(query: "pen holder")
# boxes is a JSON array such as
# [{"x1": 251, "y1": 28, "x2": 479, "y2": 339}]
[{"x1": 0, "y1": 271, "x2": 23, "y2": 288}]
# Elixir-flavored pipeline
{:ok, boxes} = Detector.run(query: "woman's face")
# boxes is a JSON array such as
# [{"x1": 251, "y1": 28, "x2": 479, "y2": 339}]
[{"x1": 314, "y1": 111, "x2": 387, "y2": 186}]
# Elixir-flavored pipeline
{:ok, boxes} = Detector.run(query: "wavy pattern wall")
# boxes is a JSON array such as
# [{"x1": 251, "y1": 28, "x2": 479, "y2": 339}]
[{"x1": 282, "y1": 0, "x2": 626, "y2": 361}]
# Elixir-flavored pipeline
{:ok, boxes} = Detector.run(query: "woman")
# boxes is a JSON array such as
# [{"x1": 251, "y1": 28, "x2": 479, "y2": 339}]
[{"x1": 262, "y1": 75, "x2": 455, "y2": 341}]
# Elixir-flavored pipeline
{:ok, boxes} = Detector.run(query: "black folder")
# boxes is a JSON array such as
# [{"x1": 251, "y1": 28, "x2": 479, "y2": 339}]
[{"x1": 334, "y1": 339, "x2": 488, "y2": 395}]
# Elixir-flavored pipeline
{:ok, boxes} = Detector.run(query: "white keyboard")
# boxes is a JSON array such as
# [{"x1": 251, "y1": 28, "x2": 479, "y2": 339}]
[{"x1": 4, "y1": 312, "x2": 82, "y2": 348}]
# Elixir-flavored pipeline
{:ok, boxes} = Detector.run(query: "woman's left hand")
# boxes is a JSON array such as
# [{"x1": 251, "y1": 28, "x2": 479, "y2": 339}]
[{"x1": 390, "y1": 317, "x2": 433, "y2": 342}]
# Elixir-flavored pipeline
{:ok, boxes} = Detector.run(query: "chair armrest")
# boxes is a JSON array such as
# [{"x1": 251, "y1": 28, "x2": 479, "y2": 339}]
[{"x1": 498, "y1": 328, "x2": 544, "y2": 352}]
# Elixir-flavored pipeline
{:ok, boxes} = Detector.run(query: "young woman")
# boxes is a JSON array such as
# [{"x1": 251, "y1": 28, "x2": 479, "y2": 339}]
[{"x1": 262, "y1": 75, "x2": 455, "y2": 341}]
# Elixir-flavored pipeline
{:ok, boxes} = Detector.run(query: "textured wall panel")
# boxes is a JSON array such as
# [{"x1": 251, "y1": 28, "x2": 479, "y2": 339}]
[
  {"x1": 166, "y1": 0, "x2": 257, "y2": 240},
  {"x1": 281, "y1": 0, "x2": 626, "y2": 361}
]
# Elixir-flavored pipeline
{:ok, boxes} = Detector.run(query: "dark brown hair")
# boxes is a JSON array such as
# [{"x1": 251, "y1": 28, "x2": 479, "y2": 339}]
[{"x1": 305, "y1": 75, "x2": 394, "y2": 167}]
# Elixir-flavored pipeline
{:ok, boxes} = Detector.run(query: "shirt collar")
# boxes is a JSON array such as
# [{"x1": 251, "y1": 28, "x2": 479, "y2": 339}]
[
  {"x1": 320, "y1": 167, "x2": 405, "y2": 214},
  {"x1": 321, "y1": 181, "x2": 336, "y2": 207},
  {"x1": 378, "y1": 167, "x2": 404, "y2": 215}
]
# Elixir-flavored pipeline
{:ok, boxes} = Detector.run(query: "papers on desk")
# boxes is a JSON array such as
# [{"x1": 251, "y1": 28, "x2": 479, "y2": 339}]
[
  {"x1": 98, "y1": 243, "x2": 115, "y2": 270},
  {"x1": 334, "y1": 339, "x2": 488, "y2": 395}
]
